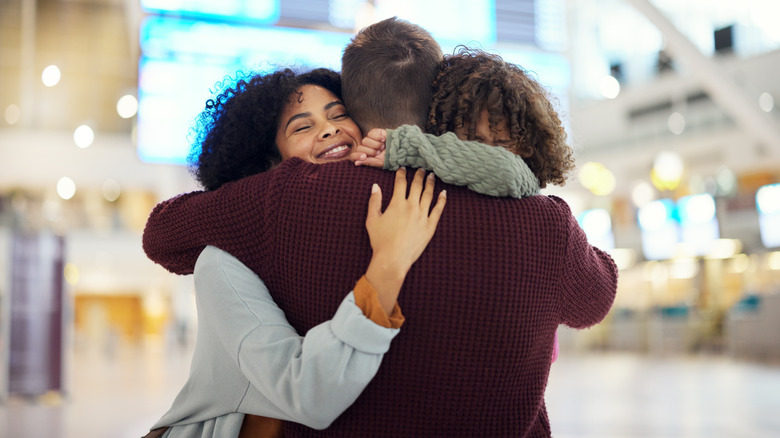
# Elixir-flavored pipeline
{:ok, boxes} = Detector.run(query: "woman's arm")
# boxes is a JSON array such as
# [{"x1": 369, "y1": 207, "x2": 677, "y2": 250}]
[
  {"x1": 193, "y1": 170, "x2": 445, "y2": 428},
  {"x1": 142, "y1": 165, "x2": 281, "y2": 275},
  {"x1": 351, "y1": 125, "x2": 540, "y2": 198},
  {"x1": 195, "y1": 246, "x2": 399, "y2": 429}
]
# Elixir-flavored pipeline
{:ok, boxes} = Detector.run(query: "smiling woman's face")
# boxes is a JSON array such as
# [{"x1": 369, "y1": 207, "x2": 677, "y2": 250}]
[{"x1": 275, "y1": 84, "x2": 362, "y2": 163}]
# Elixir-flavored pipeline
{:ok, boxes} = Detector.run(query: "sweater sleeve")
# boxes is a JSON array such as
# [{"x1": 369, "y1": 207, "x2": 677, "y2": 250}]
[
  {"x1": 552, "y1": 196, "x2": 619, "y2": 329},
  {"x1": 196, "y1": 246, "x2": 401, "y2": 429},
  {"x1": 353, "y1": 276, "x2": 405, "y2": 329},
  {"x1": 383, "y1": 124, "x2": 540, "y2": 198},
  {"x1": 141, "y1": 161, "x2": 292, "y2": 275}
]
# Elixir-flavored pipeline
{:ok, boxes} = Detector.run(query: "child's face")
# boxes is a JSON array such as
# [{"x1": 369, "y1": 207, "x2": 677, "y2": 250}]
[
  {"x1": 454, "y1": 108, "x2": 517, "y2": 151},
  {"x1": 275, "y1": 85, "x2": 362, "y2": 164}
]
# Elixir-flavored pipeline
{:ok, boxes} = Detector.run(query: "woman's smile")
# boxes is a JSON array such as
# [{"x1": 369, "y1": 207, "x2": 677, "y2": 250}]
[{"x1": 317, "y1": 141, "x2": 353, "y2": 160}]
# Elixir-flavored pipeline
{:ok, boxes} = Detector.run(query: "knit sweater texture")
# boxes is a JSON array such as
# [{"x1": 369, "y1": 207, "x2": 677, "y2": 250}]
[
  {"x1": 385, "y1": 125, "x2": 540, "y2": 198},
  {"x1": 143, "y1": 159, "x2": 618, "y2": 437}
]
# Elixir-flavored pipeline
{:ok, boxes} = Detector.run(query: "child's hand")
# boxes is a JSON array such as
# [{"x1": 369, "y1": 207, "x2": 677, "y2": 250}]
[
  {"x1": 364, "y1": 168, "x2": 447, "y2": 314},
  {"x1": 350, "y1": 128, "x2": 387, "y2": 167}
]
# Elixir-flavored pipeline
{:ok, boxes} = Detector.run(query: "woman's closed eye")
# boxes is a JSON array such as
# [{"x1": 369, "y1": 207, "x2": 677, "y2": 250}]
[{"x1": 328, "y1": 110, "x2": 350, "y2": 120}]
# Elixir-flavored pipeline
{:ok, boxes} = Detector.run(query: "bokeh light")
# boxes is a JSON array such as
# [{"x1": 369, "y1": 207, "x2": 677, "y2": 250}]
[
  {"x1": 631, "y1": 181, "x2": 656, "y2": 207},
  {"x1": 599, "y1": 75, "x2": 620, "y2": 99},
  {"x1": 57, "y1": 177, "x2": 77, "y2": 200},
  {"x1": 116, "y1": 95, "x2": 138, "y2": 119},
  {"x1": 637, "y1": 199, "x2": 672, "y2": 231},
  {"x1": 651, "y1": 151, "x2": 684, "y2": 191},
  {"x1": 102, "y1": 178, "x2": 122, "y2": 202},
  {"x1": 756, "y1": 183, "x2": 780, "y2": 214},
  {"x1": 42, "y1": 64, "x2": 62, "y2": 87},
  {"x1": 578, "y1": 161, "x2": 616, "y2": 196},
  {"x1": 74, "y1": 124, "x2": 95, "y2": 148},
  {"x1": 679, "y1": 193, "x2": 716, "y2": 224}
]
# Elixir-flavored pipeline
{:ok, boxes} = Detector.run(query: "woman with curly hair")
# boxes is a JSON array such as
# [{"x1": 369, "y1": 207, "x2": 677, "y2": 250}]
[
  {"x1": 144, "y1": 67, "x2": 447, "y2": 438},
  {"x1": 190, "y1": 68, "x2": 356, "y2": 190}
]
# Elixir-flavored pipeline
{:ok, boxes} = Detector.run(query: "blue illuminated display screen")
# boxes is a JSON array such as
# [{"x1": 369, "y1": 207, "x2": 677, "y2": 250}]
[
  {"x1": 140, "y1": 0, "x2": 280, "y2": 24},
  {"x1": 677, "y1": 193, "x2": 719, "y2": 256},
  {"x1": 636, "y1": 194, "x2": 721, "y2": 259},
  {"x1": 638, "y1": 199, "x2": 679, "y2": 261},
  {"x1": 136, "y1": 17, "x2": 351, "y2": 165},
  {"x1": 374, "y1": 0, "x2": 496, "y2": 46}
]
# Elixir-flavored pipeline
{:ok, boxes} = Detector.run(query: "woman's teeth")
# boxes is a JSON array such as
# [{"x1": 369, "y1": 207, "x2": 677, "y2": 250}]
[{"x1": 319, "y1": 145, "x2": 350, "y2": 159}]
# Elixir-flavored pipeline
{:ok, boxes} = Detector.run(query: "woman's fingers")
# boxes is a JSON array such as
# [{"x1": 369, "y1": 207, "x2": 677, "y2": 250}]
[
  {"x1": 420, "y1": 173, "x2": 436, "y2": 211},
  {"x1": 427, "y1": 190, "x2": 447, "y2": 226},
  {"x1": 365, "y1": 183, "x2": 383, "y2": 224},
  {"x1": 384, "y1": 169, "x2": 444, "y2": 224},
  {"x1": 390, "y1": 168, "x2": 408, "y2": 205},
  {"x1": 407, "y1": 168, "x2": 426, "y2": 202}
]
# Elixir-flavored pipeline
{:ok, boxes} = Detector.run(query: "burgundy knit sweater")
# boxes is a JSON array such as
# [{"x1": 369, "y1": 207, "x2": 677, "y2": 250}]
[{"x1": 143, "y1": 159, "x2": 618, "y2": 437}]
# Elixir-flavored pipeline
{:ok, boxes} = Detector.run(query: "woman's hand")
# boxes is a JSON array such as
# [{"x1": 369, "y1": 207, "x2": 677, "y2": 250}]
[
  {"x1": 364, "y1": 168, "x2": 446, "y2": 314},
  {"x1": 350, "y1": 128, "x2": 387, "y2": 167}
]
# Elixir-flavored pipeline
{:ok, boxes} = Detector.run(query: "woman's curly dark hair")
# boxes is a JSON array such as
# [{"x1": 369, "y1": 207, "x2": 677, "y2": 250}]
[
  {"x1": 426, "y1": 48, "x2": 574, "y2": 188},
  {"x1": 189, "y1": 68, "x2": 343, "y2": 191}
]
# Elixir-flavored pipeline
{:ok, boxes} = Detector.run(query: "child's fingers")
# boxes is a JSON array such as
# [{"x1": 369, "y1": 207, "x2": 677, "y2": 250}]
[
  {"x1": 354, "y1": 144, "x2": 379, "y2": 156},
  {"x1": 349, "y1": 151, "x2": 367, "y2": 164},
  {"x1": 360, "y1": 136, "x2": 385, "y2": 152},
  {"x1": 366, "y1": 128, "x2": 387, "y2": 143},
  {"x1": 362, "y1": 156, "x2": 384, "y2": 167}
]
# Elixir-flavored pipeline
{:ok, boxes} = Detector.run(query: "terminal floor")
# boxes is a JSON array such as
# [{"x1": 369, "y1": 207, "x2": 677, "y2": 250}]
[{"x1": 1, "y1": 344, "x2": 778, "y2": 438}]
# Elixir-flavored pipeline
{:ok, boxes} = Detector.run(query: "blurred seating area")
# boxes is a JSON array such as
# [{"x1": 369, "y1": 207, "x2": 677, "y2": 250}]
[{"x1": 559, "y1": 251, "x2": 780, "y2": 360}]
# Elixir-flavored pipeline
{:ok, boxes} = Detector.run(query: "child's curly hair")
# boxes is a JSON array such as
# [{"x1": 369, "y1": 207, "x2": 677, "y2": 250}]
[
  {"x1": 189, "y1": 68, "x2": 343, "y2": 191},
  {"x1": 426, "y1": 48, "x2": 574, "y2": 188}
]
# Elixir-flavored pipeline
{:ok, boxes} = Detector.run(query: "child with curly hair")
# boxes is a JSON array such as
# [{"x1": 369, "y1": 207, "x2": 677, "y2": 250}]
[
  {"x1": 353, "y1": 47, "x2": 576, "y2": 362},
  {"x1": 355, "y1": 47, "x2": 574, "y2": 191}
]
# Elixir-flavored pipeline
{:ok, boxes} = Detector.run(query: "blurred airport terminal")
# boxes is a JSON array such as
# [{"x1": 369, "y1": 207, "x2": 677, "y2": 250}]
[{"x1": 1, "y1": 0, "x2": 779, "y2": 436}]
